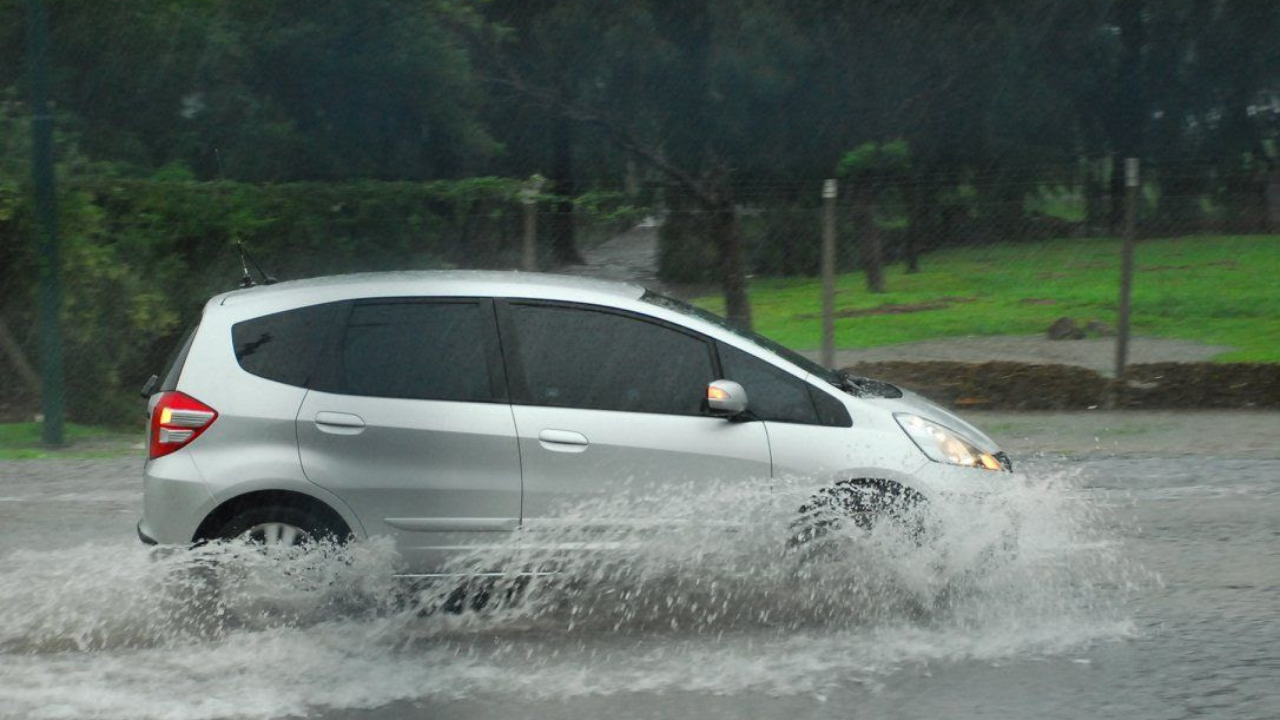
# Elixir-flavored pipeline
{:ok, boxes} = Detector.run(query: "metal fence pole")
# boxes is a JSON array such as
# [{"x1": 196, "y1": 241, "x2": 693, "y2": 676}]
[
  {"x1": 26, "y1": 0, "x2": 64, "y2": 446},
  {"x1": 520, "y1": 176, "x2": 544, "y2": 272},
  {"x1": 821, "y1": 179, "x2": 838, "y2": 369},
  {"x1": 1114, "y1": 157, "x2": 1140, "y2": 393}
]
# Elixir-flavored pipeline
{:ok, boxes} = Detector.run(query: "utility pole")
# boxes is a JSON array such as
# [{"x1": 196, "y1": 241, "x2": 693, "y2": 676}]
[
  {"x1": 521, "y1": 176, "x2": 544, "y2": 272},
  {"x1": 1113, "y1": 158, "x2": 1139, "y2": 400},
  {"x1": 27, "y1": 0, "x2": 64, "y2": 446},
  {"x1": 821, "y1": 179, "x2": 838, "y2": 369}
]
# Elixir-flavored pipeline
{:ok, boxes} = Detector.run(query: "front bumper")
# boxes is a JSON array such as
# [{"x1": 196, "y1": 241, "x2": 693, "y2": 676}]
[{"x1": 136, "y1": 520, "x2": 158, "y2": 546}]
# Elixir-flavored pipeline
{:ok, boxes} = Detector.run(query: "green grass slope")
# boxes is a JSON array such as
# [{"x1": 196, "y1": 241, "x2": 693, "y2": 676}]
[
  {"x1": 0, "y1": 422, "x2": 139, "y2": 460},
  {"x1": 695, "y1": 235, "x2": 1280, "y2": 362}
]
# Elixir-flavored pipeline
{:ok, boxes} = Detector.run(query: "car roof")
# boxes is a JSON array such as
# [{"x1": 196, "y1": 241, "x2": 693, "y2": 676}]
[{"x1": 214, "y1": 270, "x2": 646, "y2": 309}]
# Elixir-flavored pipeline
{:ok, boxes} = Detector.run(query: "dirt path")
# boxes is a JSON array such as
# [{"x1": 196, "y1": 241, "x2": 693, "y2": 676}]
[
  {"x1": 806, "y1": 335, "x2": 1234, "y2": 376},
  {"x1": 557, "y1": 220, "x2": 664, "y2": 288}
]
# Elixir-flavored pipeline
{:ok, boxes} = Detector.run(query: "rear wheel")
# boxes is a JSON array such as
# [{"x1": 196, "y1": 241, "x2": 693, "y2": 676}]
[
  {"x1": 193, "y1": 504, "x2": 353, "y2": 624},
  {"x1": 213, "y1": 504, "x2": 348, "y2": 546}
]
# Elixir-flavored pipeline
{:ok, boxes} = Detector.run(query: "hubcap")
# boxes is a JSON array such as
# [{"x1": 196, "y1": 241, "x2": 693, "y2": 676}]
[{"x1": 242, "y1": 522, "x2": 311, "y2": 546}]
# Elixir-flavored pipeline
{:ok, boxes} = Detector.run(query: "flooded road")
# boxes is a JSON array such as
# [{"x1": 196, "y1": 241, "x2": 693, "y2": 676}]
[{"x1": 1, "y1": 411, "x2": 1277, "y2": 720}]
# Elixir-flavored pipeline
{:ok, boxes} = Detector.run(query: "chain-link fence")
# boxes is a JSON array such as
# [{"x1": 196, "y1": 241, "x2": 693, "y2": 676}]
[
  {"x1": 654, "y1": 162, "x2": 1279, "y2": 409},
  {"x1": 2, "y1": 161, "x2": 1278, "y2": 427}
]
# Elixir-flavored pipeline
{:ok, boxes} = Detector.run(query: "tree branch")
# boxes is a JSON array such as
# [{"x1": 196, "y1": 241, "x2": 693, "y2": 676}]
[{"x1": 482, "y1": 69, "x2": 719, "y2": 210}]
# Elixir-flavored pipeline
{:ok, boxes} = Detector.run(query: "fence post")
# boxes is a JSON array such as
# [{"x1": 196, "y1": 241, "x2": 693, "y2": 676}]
[
  {"x1": 520, "y1": 176, "x2": 544, "y2": 272},
  {"x1": 1113, "y1": 157, "x2": 1140, "y2": 402},
  {"x1": 26, "y1": 0, "x2": 64, "y2": 446},
  {"x1": 821, "y1": 179, "x2": 838, "y2": 369}
]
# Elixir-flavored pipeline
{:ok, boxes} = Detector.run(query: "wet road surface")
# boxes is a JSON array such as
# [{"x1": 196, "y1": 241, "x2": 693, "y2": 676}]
[{"x1": 1, "y1": 411, "x2": 1277, "y2": 720}]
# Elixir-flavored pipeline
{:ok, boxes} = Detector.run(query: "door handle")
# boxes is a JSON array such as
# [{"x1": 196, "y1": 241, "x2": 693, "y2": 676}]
[
  {"x1": 314, "y1": 411, "x2": 365, "y2": 435},
  {"x1": 538, "y1": 429, "x2": 589, "y2": 452}
]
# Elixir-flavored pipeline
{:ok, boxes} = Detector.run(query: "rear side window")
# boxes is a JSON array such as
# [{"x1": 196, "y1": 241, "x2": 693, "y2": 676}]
[
  {"x1": 331, "y1": 301, "x2": 493, "y2": 402},
  {"x1": 158, "y1": 324, "x2": 199, "y2": 392},
  {"x1": 232, "y1": 304, "x2": 337, "y2": 388},
  {"x1": 506, "y1": 303, "x2": 716, "y2": 416}
]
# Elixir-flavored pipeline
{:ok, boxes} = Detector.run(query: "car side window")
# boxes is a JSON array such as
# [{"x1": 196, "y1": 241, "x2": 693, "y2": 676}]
[
  {"x1": 506, "y1": 303, "x2": 716, "y2": 416},
  {"x1": 332, "y1": 301, "x2": 493, "y2": 402},
  {"x1": 718, "y1": 343, "x2": 821, "y2": 425},
  {"x1": 232, "y1": 303, "x2": 339, "y2": 388},
  {"x1": 809, "y1": 385, "x2": 853, "y2": 427}
]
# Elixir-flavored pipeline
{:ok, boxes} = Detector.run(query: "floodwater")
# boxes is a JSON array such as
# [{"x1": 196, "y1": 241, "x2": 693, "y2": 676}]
[{"x1": 0, "y1": 412, "x2": 1276, "y2": 720}]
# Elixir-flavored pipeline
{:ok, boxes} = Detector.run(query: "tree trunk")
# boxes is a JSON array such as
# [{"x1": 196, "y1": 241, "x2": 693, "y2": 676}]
[
  {"x1": 855, "y1": 185, "x2": 886, "y2": 293},
  {"x1": 708, "y1": 197, "x2": 753, "y2": 330},
  {"x1": 992, "y1": 177, "x2": 1028, "y2": 242},
  {"x1": 1267, "y1": 167, "x2": 1280, "y2": 233},
  {"x1": 1155, "y1": 168, "x2": 1202, "y2": 235},
  {"x1": 1084, "y1": 158, "x2": 1108, "y2": 232},
  {"x1": 0, "y1": 313, "x2": 40, "y2": 392},
  {"x1": 903, "y1": 181, "x2": 925, "y2": 274},
  {"x1": 548, "y1": 113, "x2": 582, "y2": 265}
]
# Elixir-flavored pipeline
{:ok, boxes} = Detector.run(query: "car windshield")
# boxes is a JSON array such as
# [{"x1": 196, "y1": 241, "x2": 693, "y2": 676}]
[{"x1": 641, "y1": 290, "x2": 842, "y2": 386}]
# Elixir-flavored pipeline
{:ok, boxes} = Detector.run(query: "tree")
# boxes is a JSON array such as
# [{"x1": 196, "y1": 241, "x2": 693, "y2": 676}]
[
  {"x1": 838, "y1": 140, "x2": 911, "y2": 292},
  {"x1": 0, "y1": 0, "x2": 494, "y2": 181},
  {"x1": 484, "y1": 0, "x2": 812, "y2": 328}
]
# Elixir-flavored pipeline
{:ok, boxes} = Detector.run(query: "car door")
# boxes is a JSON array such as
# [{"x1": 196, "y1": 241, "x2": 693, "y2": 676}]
[
  {"x1": 498, "y1": 300, "x2": 772, "y2": 541},
  {"x1": 296, "y1": 298, "x2": 521, "y2": 573},
  {"x1": 715, "y1": 342, "x2": 861, "y2": 480}
]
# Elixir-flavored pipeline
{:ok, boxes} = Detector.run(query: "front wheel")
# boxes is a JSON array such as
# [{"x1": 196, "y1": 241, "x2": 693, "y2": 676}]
[{"x1": 789, "y1": 480, "x2": 927, "y2": 549}]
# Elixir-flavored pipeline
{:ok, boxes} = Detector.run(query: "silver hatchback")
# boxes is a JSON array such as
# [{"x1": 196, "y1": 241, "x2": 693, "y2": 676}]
[{"x1": 139, "y1": 271, "x2": 1013, "y2": 574}]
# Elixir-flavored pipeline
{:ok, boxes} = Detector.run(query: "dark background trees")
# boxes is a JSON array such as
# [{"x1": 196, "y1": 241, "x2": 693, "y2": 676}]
[
  {"x1": 3, "y1": 0, "x2": 1280, "y2": 420},
  {"x1": 6, "y1": 0, "x2": 1280, "y2": 244}
]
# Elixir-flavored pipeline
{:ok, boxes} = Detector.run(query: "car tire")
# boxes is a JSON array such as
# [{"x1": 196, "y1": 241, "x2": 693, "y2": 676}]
[
  {"x1": 213, "y1": 504, "x2": 349, "y2": 546},
  {"x1": 789, "y1": 479, "x2": 926, "y2": 549}
]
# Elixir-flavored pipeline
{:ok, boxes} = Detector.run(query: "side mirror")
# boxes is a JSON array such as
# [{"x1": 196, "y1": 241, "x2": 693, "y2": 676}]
[{"x1": 707, "y1": 379, "x2": 748, "y2": 417}]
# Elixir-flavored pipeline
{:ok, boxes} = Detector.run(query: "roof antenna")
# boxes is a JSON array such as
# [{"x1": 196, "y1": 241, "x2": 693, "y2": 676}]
[
  {"x1": 216, "y1": 150, "x2": 277, "y2": 289},
  {"x1": 236, "y1": 240, "x2": 277, "y2": 287}
]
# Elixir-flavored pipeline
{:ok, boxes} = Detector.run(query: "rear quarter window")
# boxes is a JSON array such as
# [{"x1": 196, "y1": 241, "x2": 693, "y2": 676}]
[
  {"x1": 232, "y1": 303, "x2": 340, "y2": 387},
  {"x1": 158, "y1": 324, "x2": 199, "y2": 392}
]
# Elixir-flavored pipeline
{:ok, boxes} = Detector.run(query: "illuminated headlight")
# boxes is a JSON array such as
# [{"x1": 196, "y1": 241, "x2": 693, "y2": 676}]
[{"x1": 895, "y1": 413, "x2": 1006, "y2": 471}]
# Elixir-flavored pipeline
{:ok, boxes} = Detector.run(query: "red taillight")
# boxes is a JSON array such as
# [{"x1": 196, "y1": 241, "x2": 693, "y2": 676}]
[{"x1": 149, "y1": 392, "x2": 218, "y2": 459}]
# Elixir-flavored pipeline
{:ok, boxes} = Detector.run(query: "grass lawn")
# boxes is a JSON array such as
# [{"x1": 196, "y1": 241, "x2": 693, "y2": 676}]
[
  {"x1": 695, "y1": 234, "x2": 1280, "y2": 362},
  {"x1": 0, "y1": 422, "x2": 140, "y2": 460}
]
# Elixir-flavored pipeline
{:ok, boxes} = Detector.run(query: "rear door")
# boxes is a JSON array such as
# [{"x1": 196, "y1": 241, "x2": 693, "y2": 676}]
[
  {"x1": 296, "y1": 298, "x2": 521, "y2": 572},
  {"x1": 498, "y1": 301, "x2": 772, "y2": 539}
]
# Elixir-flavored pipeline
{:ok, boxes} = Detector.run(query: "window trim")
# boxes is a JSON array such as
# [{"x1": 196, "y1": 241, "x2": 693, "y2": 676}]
[
  {"x1": 495, "y1": 298, "x2": 721, "y2": 417},
  {"x1": 311, "y1": 296, "x2": 508, "y2": 404}
]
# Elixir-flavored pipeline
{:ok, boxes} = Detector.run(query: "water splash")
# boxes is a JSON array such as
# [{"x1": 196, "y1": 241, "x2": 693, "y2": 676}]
[{"x1": 0, "y1": 466, "x2": 1140, "y2": 720}]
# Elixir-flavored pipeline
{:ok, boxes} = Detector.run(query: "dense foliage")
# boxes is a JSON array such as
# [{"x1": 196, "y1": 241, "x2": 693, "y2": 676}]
[{"x1": 3, "y1": 0, "x2": 1280, "y2": 421}]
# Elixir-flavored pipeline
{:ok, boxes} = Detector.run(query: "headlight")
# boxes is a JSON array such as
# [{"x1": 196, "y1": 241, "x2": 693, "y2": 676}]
[{"x1": 894, "y1": 413, "x2": 1005, "y2": 471}]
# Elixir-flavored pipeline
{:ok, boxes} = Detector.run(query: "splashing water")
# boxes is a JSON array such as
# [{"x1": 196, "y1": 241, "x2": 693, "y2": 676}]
[{"x1": 0, "y1": 466, "x2": 1140, "y2": 720}]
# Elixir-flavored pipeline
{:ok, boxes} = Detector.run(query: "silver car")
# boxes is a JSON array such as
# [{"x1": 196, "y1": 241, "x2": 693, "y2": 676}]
[{"x1": 138, "y1": 271, "x2": 1013, "y2": 574}]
